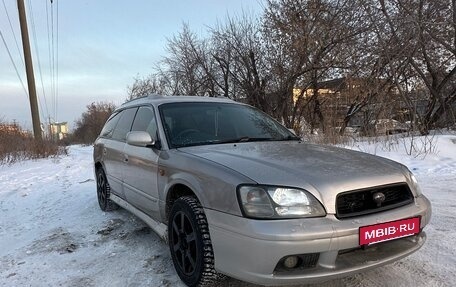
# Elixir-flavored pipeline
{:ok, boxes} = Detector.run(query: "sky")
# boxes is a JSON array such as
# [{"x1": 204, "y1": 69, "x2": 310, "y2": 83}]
[{"x1": 0, "y1": 0, "x2": 264, "y2": 130}]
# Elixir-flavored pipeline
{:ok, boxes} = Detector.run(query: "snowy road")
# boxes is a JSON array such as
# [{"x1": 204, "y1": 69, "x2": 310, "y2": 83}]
[{"x1": 0, "y1": 136, "x2": 455, "y2": 287}]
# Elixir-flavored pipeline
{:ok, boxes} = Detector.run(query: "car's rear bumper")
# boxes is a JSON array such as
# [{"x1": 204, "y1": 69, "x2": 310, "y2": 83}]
[{"x1": 205, "y1": 195, "x2": 431, "y2": 286}]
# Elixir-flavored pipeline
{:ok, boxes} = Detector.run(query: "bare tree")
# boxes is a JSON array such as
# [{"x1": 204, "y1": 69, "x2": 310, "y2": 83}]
[
  {"x1": 210, "y1": 14, "x2": 271, "y2": 110},
  {"x1": 127, "y1": 74, "x2": 167, "y2": 100},
  {"x1": 263, "y1": 0, "x2": 369, "y2": 131},
  {"x1": 380, "y1": 0, "x2": 456, "y2": 133},
  {"x1": 159, "y1": 23, "x2": 215, "y2": 96},
  {"x1": 126, "y1": 0, "x2": 455, "y2": 136}
]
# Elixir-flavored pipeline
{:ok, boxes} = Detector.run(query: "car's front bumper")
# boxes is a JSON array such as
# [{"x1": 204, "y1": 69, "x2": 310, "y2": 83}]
[{"x1": 205, "y1": 195, "x2": 431, "y2": 286}]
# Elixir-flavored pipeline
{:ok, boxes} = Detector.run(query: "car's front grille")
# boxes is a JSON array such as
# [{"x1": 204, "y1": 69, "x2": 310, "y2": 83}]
[{"x1": 336, "y1": 183, "x2": 414, "y2": 219}]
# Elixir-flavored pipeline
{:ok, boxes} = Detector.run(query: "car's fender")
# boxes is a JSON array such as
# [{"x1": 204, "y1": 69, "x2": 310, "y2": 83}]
[{"x1": 157, "y1": 149, "x2": 256, "y2": 222}]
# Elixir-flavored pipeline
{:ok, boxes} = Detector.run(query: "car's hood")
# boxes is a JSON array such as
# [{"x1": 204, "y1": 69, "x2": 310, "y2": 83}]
[{"x1": 178, "y1": 141, "x2": 407, "y2": 214}]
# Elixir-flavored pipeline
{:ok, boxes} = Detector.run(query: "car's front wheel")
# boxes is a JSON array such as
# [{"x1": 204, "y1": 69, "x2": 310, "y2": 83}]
[
  {"x1": 96, "y1": 167, "x2": 118, "y2": 211},
  {"x1": 168, "y1": 196, "x2": 222, "y2": 286}
]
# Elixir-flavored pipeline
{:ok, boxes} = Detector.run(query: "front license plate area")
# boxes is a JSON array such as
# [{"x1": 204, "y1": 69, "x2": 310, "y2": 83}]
[{"x1": 359, "y1": 217, "x2": 420, "y2": 246}]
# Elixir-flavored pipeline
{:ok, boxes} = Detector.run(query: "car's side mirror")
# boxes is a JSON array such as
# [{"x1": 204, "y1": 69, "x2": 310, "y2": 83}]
[{"x1": 126, "y1": 131, "x2": 155, "y2": 147}]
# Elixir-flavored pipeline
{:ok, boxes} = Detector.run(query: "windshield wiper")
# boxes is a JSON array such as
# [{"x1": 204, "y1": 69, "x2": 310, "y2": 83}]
[
  {"x1": 277, "y1": 135, "x2": 301, "y2": 141},
  {"x1": 175, "y1": 136, "x2": 300, "y2": 148},
  {"x1": 214, "y1": 137, "x2": 276, "y2": 144},
  {"x1": 216, "y1": 136, "x2": 302, "y2": 144}
]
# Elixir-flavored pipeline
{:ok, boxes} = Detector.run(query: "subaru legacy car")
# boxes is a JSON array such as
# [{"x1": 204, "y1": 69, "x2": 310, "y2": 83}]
[{"x1": 93, "y1": 95, "x2": 431, "y2": 286}]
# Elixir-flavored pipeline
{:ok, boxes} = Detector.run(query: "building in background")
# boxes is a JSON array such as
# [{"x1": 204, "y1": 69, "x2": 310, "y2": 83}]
[
  {"x1": 49, "y1": 122, "x2": 68, "y2": 140},
  {"x1": 293, "y1": 77, "x2": 430, "y2": 131}
]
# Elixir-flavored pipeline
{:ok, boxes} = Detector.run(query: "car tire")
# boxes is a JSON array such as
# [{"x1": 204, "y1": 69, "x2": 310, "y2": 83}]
[
  {"x1": 168, "y1": 196, "x2": 223, "y2": 287},
  {"x1": 96, "y1": 167, "x2": 118, "y2": 211}
]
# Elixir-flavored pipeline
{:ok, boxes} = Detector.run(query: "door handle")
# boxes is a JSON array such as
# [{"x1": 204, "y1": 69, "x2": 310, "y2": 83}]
[{"x1": 123, "y1": 154, "x2": 129, "y2": 163}]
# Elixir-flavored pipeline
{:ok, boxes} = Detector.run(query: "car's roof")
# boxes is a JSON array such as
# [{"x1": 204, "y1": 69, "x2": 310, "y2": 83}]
[{"x1": 120, "y1": 94, "x2": 237, "y2": 109}]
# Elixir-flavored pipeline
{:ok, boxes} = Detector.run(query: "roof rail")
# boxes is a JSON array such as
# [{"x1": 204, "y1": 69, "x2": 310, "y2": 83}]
[{"x1": 123, "y1": 94, "x2": 164, "y2": 104}]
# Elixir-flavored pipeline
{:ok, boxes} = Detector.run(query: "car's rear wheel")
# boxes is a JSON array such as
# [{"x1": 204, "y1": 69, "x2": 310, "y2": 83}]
[
  {"x1": 168, "y1": 196, "x2": 222, "y2": 286},
  {"x1": 96, "y1": 167, "x2": 118, "y2": 211}
]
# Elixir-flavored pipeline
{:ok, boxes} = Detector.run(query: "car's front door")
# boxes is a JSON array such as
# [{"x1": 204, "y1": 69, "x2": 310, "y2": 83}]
[
  {"x1": 122, "y1": 106, "x2": 161, "y2": 220},
  {"x1": 103, "y1": 108, "x2": 137, "y2": 198}
]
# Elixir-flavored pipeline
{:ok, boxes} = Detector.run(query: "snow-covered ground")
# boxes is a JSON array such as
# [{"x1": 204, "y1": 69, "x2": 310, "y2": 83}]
[{"x1": 0, "y1": 134, "x2": 455, "y2": 287}]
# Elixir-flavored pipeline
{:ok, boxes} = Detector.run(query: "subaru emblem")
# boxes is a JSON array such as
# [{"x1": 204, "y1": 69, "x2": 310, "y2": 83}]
[{"x1": 373, "y1": 192, "x2": 386, "y2": 207}]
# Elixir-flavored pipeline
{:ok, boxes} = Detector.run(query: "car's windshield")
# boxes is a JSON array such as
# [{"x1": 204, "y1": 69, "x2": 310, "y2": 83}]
[{"x1": 159, "y1": 102, "x2": 299, "y2": 148}]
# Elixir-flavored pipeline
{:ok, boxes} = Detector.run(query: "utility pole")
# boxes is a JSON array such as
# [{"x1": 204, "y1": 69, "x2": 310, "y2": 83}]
[{"x1": 17, "y1": 0, "x2": 42, "y2": 140}]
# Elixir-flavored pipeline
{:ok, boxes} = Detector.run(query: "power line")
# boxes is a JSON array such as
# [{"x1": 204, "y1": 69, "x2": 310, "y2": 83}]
[
  {"x1": 0, "y1": 28, "x2": 29, "y2": 98},
  {"x1": 50, "y1": 0, "x2": 56, "y2": 120},
  {"x1": 1, "y1": 0, "x2": 25, "y2": 67},
  {"x1": 26, "y1": 0, "x2": 44, "y2": 120},
  {"x1": 27, "y1": 0, "x2": 50, "y2": 120},
  {"x1": 55, "y1": 0, "x2": 59, "y2": 121},
  {"x1": 43, "y1": 0, "x2": 60, "y2": 122}
]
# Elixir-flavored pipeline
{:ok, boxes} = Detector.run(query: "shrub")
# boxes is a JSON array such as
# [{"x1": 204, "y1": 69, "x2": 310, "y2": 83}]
[{"x1": 0, "y1": 121, "x2": 67, "y2": 165}]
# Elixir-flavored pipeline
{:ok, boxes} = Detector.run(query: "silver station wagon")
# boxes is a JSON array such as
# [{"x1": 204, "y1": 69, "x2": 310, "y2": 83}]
[{"x1": 93, "y1": 95, "x2": 431, "y2": 286}]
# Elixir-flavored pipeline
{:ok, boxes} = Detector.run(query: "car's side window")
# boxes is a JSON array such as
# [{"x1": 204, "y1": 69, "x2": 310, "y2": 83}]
[
  {"x1": 100, "y1": 111, "x2": 122, "y2": 138},
  {"x1": 131, "y1": 106, "x2": 158, "y2": 140},
  {"x1": 111, "y1": 108, "x2": 138, "y2": 141}
]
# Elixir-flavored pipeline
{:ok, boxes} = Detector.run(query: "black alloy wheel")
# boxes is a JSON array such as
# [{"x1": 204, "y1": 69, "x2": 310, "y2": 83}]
[
  {"x1": 96, "y1": 168, "x2": 117, "y2": 211},
  {"x1": 172, "y1": 210, "x2": 198, "y2": 275},
  {"x1": 168, "y1": 196, "x2": 222, "y2": 286}
]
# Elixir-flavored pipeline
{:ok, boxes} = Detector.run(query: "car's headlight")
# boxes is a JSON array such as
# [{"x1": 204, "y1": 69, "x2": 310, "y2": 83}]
[
  {"x1": 409, "y1": 173, "x2": 423, "y2": 197},
  {"x1": 237, "y1": 185, "x2": 326, "y2": 219},
  {"x1": 403, "y1": 166, "x2": 423, "y2": 197}
]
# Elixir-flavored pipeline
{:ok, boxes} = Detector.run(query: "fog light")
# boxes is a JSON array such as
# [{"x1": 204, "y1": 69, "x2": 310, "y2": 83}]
[{"x1": 283, "y1": 256, "x2": 299, "y2": 269}]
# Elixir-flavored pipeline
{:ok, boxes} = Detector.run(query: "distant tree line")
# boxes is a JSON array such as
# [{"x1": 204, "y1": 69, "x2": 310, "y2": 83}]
[
  {"x1": 128, "y1": 0, "x2": 455, "y2": 135},
  {"x1": 71, "y1": 102, "x2": 116, "y2": 145}
]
